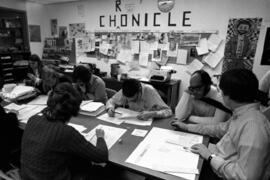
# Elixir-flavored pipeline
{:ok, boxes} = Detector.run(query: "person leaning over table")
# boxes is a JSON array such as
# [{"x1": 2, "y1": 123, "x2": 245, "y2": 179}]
[
  {"x1": 171, "y1": 69, "x2": 270, "y2": 180},
  {"x1": 175, "y1": 70, "x2": 231, "y2": 124},
  {"x1": 73, "y1": 64, "x2": 108, "y2": 104},
  {"x1": 21, "y1": 82, "x2": 109, "y2": 180},
  {"x1": 106, "y1": 78, "x2": 172, "y2": 120}
]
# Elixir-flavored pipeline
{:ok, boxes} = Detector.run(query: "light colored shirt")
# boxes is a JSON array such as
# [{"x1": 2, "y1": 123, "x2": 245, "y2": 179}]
[
  {"x1": 106, "y1": 83, "x2": 172, "y2": 119},
  {"x1": 187, "y1": 103, "x2": 270, "y2": 180},
  {"x1": 75, "y1": 74, "x2": 107, "y2": 104},
  {"x1": 260, "y1": 70, "x2": 270, "y2": 98},
  {"x1": 175, "y1": 86, "x2": 227, "y2": 123}
]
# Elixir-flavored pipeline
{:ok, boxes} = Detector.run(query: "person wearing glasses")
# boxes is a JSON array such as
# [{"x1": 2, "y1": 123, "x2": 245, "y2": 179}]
[
  {"x1": 171, "y1": 69, "x2": 270, "y2": 180},
  {"x1": 106, "y1": 78, "x2": 172, "y2": 120},
  {"x1": 175, "y1": 70, "x2": 230, "y2": 124}
]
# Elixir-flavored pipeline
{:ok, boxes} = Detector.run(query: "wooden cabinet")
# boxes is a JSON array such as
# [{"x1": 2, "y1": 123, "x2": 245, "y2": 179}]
[{"x1": 0, "y1": 7, "x2": 30, "y2": 88}]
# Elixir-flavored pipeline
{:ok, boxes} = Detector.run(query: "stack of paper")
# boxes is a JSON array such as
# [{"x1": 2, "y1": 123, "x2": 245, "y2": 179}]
[
  {"x1": 5, "y1": 103, "x2": 46, "y2": 123},
  {"x1": 80, "y1": 101, "x2": 105, "y2": 116},
  {"x1": 2, "y1": 85, "x2": 35, "y2": 100}
]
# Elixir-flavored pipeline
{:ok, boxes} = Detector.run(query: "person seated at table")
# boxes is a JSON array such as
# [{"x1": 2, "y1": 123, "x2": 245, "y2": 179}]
[
  {"x1": 106, "y1": 78, "x2": 172, "y2": 120},
  {"x1": 73, "y1": 64, "x2": 107, "y2": 104},
  {"x1": 24, "y1": 54, "x2": 43, "y2": 88},
  {"x1": 171, "y1": 69, "x2": 270, "y2": 180},
  {"x1": 259, "y1": 70, "x2": 270, "y2": 106},
  {"x1": 0, "y1": 99, "x2": 23, "y2": 172},
  {"x1": 21, "y1": 82, "x2": 109, "y2": 180},
  {"x1": 175, "y1": 70, "x2": 230, "y2": 124}
]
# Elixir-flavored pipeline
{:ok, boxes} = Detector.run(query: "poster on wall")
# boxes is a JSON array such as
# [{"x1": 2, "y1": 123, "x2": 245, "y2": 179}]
[
  {"x1": 222, "y1": 18, "x2": 262, "y2": 72},
  {"x1": 261, "y1": 27, "x2": 270, "y2": 65},
  {"x1": 51, "y1": 19, "x2": 58, "y2": 37},
  {"x1": 69, "y1": 23, "x2": 85, "y2": 38},
  {"x1": 29, "y1": 25, "x2": 41, "y2": 42}
]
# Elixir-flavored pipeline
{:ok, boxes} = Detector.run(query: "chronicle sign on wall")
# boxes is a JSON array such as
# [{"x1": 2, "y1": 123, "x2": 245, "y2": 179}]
[{"x1": 99, "y1": 0, "x2": 191, "y2": 28}]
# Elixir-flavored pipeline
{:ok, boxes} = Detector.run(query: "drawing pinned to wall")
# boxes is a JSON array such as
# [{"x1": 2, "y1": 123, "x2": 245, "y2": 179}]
[
  {"x1": 59, "y1": 26, "x2": 68, "y2": 39},
  {"x1": 77, "y1": 4, "x2": 85, "y2": 17},
  {"x1": 29, "y1": 25, "x2": 41, "y2": 42},
  {"x1": 168, "y1": 32, "x2": 178, "y2": 57},
  {"x1": 51, "y1": 19, "x2": 58, "y2": 37},
  {"x1": 261, "y1": 27, "x2": 270, "y2": 65},
  {"x1": 222, "y1": 18, "x2": 262, "y2": 72},
  {"x1": 69, "y1": 23, "x2": 86, "y2": 38}
]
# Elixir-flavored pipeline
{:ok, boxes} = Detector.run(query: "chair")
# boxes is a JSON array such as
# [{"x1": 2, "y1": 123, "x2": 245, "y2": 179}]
[{"x1": 106, "y1": 88, "x2": 117, "y2": 99}]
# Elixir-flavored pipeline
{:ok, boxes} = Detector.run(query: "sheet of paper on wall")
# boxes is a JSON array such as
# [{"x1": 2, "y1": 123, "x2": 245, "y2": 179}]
[
  {"x1": 99, "y1": 42, "x2": 110, "y2": 55},
  {"x1": 186, "y1": 59, "x2": 204, "y2": 74},
  {"x1": 203, "y1": 52, "x2": 223, "y2": 69},
  {"x1": 207, "y1": 34, "x2": 223, "y2": 52},
  {"x1": 117, "y1": 49, "x2": 133, "y2": 64},
  {"x1": 83, "y1": 124, "x2": 127, "y2": 149},
  {"x1": 131, "y1": 40, "x2": 140, "y2": 54},
  {"x1": 140, "y1": 41, "x2": 151, "y2": 54},
  {"x1": 167, "y1": 43, "x2": 178, "y2": 57},
  {"x1": 196, "y1": 38, "x2": 209, "y2": 55},
  {"x1": 139, "y1": 53, "x2": 149, "y2": 67},
  {"x1": 126, "y1": 127, "x2": 203, "y2": 180},
  {"x1": 177, "y1": 49, "x2": 188, "y2": 65},
  {"x1": 149, "y1": 41, "x2": 159, "y2": 51},
  {"x1": 158, "y1": 43, "x2": 169, "y2": 51}
]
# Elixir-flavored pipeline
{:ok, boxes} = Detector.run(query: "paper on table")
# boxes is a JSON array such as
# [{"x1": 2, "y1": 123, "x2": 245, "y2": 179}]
[
  {"x1": 176, "y1": 49, "x2": 188, "y2": 65},
  {"x1": 207, "y1": 34, "x2": 222, "y2": 52},
  {"x1": 83, "y1": 124, "x2": 126, "y2": 149},
  {"x1": 19, "y1": 105, "x2": 46, "y2": 123},
  {"x1": 115, "y1": 108, "x2": 153, "y2": 126},
  {"x1": 97, "y1": 113, "x2": 125, "y2": 125},
  {"x1": 186, "y1": 59, "x2": 204, "y2": 74},
  {"x1": 68, "y1": 123, "x2": 87, "y2": 133},
  {"x1": 126, "y1": 127, "x2": 203, "y2": 180},
  {"x1": 196, "y1": 38, "x2": 209, "y2": 55},
  {"x1": 131, "y1": 129, "x2": 148, "y2": 137},
  {"x1": 28, "y1": 95, "x2": 48, "y2": 105}
]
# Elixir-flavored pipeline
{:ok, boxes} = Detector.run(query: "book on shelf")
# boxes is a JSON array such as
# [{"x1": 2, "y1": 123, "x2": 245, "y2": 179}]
[{"x1": 79, "y1": 101, "x2": 106, "y2": 116}]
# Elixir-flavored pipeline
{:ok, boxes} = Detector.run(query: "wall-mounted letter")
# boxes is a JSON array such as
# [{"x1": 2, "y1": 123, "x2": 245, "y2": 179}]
[
  {"x1": 168, "y1": 12, "x2": 176, "y2": 26},
  {"x1": 110, "y1": 15, "x2": 116, "y2": 27},
  {"x1": 121, "y1": 14, "x2": 127, "y2": 26},
  {"x1": 153, "y1": 13, "x2": 161, "y2": 26},
  {"x1": 100, "y1": 15, "x2": 105, "y2": 27},
  {"x1": 116, "y1": 0, "x2": 121, "y2": 12},
  {"x1": 183, "y1": 11, "x2": 191, "y2": 26}
]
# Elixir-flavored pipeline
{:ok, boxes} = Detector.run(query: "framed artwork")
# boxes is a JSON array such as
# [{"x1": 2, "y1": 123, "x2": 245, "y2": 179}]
[
  {"x1": 261, "y1": 27, "x2": 270, "y2": 65},
  {"x1": 29, "y1": 25, "x2": 41, "y2": 42},
  {"x1": 51, "y1": 19, "x2": 58, "y2": 37},
  {"x1": 222, "y1": 18, "x2": 262, "y2": 72}
]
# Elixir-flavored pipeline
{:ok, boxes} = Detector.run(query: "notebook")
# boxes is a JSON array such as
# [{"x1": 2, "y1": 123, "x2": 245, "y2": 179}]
[{"x1": 79, "y1": 101, "x2": 105, "y2": 116}]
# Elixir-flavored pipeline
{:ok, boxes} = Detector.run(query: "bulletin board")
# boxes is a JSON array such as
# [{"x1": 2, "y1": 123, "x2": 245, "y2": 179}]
[{"x1": 73, "y1": 30, "x2": 222, "y2": 70}]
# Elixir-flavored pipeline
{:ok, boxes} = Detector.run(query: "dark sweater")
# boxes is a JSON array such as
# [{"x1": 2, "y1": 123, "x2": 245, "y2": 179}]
[
  {"x1": 21, "y1": 115, "x2": 108, "y2": 180},
  {"x1": 0, "y1": 105, "x2": 22, "y2": 171}
]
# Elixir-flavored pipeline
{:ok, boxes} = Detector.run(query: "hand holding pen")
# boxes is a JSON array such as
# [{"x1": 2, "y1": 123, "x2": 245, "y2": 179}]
[{"x1": 107, "y1": 107, "x2": 115, "y2": 117}]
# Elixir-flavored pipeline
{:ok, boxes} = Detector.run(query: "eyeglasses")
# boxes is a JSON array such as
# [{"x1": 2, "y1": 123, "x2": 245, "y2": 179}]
[{"x1": 188, "y1": 84, "x2": 204, "y2": 92}]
